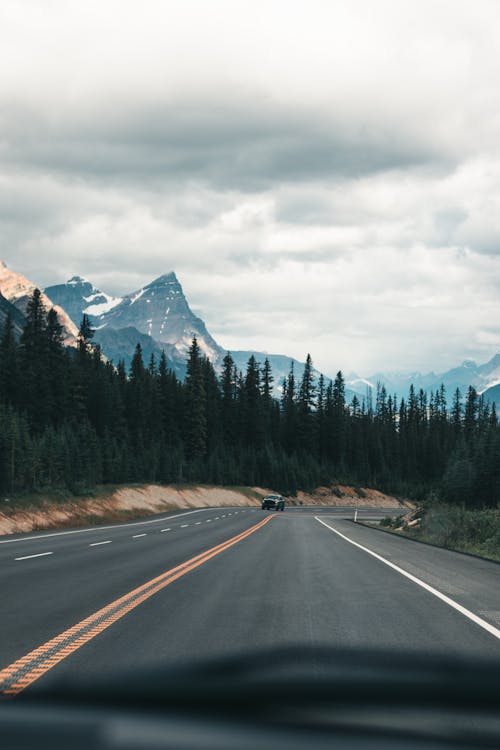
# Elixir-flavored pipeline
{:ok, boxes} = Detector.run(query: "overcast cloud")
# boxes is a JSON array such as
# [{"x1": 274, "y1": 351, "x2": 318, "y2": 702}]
[{"x1": 1, "y1": 0, "x2": 500, "y2": 375}]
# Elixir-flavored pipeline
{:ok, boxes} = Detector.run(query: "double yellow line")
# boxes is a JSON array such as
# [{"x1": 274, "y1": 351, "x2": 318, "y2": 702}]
[{"x1": 0, "y1": 514, "x2": 274, "y2": 697}]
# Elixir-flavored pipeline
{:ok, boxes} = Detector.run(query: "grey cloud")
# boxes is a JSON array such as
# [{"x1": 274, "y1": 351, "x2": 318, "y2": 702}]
[{"x1": 0, "y1": 99, "x2": 448, "y2": 192}]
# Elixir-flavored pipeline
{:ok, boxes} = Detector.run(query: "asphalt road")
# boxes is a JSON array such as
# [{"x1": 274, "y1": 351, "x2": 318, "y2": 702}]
[{"x1": 1, "y1": 505, "x2": 499, "y2": 696}]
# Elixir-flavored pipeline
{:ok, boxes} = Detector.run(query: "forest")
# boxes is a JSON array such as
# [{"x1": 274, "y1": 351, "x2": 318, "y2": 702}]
[{"x1": 0, "y1": 289, "x2": 499, "y2": 508}]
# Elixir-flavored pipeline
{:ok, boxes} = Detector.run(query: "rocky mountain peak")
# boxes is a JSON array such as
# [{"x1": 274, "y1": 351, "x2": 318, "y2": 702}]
[
  {"x1": 95, "y1": 271, "x2": 221, "y2": 362},
  {"x1": 0, "y1": 262, "x2": 78, "y2": 345},
  {"x1": 45, "y1": 277, "x2": 122, "y2": 326}
]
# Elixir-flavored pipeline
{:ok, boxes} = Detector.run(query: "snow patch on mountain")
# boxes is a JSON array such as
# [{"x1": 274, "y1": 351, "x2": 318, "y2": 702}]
[{"x1": 83, "y1": 292, "x2": 122, "y2": 316}]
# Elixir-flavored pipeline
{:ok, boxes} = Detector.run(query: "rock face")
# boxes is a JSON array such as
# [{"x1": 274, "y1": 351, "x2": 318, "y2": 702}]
[
  {"x1": 45, "y1": 276, "x2": 122, "y2": 327},
  {"x1": 95, "y1": 273, "x2": 222, "y2": 363},
  {"x1": 0, "y1": 262, "x2": 79, "y2": 346}
]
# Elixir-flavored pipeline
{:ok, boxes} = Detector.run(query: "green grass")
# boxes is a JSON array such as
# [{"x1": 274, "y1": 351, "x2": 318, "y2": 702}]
[{"x1": 379, "y1": 505, "x2": 500, "y2": 563}]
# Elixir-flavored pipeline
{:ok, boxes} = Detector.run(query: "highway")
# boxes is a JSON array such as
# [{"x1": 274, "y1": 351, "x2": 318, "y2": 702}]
[{"x1": 1, "y1": 505, "x2": 499, "y2": 697}]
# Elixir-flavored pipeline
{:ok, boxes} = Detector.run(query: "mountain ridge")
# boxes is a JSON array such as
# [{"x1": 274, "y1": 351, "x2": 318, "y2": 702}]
[{"x1": 0, "y1": 262, "x2": 79, "y2": 346}]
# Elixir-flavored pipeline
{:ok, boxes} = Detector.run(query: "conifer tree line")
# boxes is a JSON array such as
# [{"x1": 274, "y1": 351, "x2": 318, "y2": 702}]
[{"x1": 0, "y1": 289, "x2": 499, "y2": 507}]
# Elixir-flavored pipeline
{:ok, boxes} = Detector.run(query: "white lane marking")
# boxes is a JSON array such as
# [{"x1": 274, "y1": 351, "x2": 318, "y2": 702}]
[
  {"x1": 180, "y1": 524, "x2": 189, "y2": 528},
  {"x1": 132, "y1": 533, "x2": 147, "y2": 539},
  {"x1": 160, "y1": 528, "x2": 171, "y2": 533},
  {"x1": 206, "y1": 519, "x2": 211, "y2": 523},
  {"x1": 228, "y1": 513, "x2": 232, "y2": 516},
  {"x1": 195, "y1": 522, "x2": 202, "y2": 525},
  {"x1": 0, "y1": 508, "x2": 216, "y2": 545},
  {"x1": 315, "y1": 516, "x2": 500, "y2": 643},
  {"x1": 89, "y1": 541, "x2": 112, "y2": 547},
  {"x1": 221, "y1": 515, "x2": 226, "y2": 518},
  {"x1": 15, "y1": 552, "x2": 53, "y2": 561},
  {"x1": 214, "y1": 517, "x2": 219, "y2": 520}
]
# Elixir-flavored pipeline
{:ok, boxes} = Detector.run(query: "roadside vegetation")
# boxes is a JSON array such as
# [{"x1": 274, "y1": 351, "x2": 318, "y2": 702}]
[
  {"x1": 379, "y1": 505, "x2": 500, "y2": 562},
  {"x1": 0, "y1": 289, "x2": 499, "y2": 512}
]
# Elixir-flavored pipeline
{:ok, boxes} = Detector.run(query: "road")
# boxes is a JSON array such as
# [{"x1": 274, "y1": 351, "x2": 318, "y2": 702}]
[{"x1": 0, "y1": 505, "x2": 499, "y2": 696}]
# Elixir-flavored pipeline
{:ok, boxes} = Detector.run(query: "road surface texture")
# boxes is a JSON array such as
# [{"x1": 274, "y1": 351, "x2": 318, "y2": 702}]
[{"x1": 0, "y1": 505, "x2": 499, "y2": 696}]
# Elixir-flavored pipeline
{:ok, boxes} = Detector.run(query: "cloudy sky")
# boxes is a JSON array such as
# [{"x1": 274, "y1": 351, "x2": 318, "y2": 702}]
[{"x1": 1, "y1": 0, "x2": 500, "y2": 376}]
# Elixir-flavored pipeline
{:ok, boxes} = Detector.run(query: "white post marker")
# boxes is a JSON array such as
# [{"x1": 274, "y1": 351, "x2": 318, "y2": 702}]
[{"x1": 354, "y1": 508, "x2": 358, "y2": 522}]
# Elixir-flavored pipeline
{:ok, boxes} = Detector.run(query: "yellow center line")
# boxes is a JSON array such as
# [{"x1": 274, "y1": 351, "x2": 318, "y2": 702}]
[{"x1": 0, "y1": 514, "x2": 274, "y2": 697}]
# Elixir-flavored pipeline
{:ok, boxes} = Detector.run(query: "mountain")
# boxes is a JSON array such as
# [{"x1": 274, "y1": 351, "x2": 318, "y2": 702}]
[
  {"x1": 93, "y1": 326, "x2": 185, "y2": 378},
  {"x1": 482, "y1": 382, "x2": 500, "y2": 407},
  {"x1": 45, "y1": 272, "x2": 221, "y2": 367},
  {"x1": 43, "y1": 271, "x2": 362, "y2": 392},
  {"x1": 349, "y1": 351, "x2": 500, "y2": 402},
  {"x1": 44, "y1": 276, "x2": 122, "y2": 328},
  {"x1": 95, "y1": 272, "x2": 222, "y2": 362},
  {"x1": 0, "y1": 262, "x2": 78, "y2": 346},
  {"x1": 0, "y1": 291, "x2": 26, "y2": 338}
]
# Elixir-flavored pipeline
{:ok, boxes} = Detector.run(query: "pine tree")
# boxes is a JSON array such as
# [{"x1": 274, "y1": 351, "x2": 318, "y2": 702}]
[
  {"x1": 184, "y1": 337, "x2": 207, "y2": 459},
  {"x1": 297, "y1": 353, "x2": 316, "y2": 454}
]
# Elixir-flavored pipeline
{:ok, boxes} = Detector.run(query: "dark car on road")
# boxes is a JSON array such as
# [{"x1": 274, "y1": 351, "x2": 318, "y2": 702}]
[{"x1": 261, "y1": 494, "x2": 285, "y2": 511}]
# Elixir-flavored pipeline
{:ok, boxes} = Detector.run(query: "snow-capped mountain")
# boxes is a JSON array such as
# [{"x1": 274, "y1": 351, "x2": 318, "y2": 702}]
[
  {"x1": 0, "y1": 262, "x2": 78, "y2": 346},
  {"x1": 46, "y1": 272, "x2": 222, "y2": 366},
  {"x1": 44, "y1": 276, "x2": 122, "y2": 327},
  {"x1": 94, "y1": 272, "x2": 222, "y2": 363}
]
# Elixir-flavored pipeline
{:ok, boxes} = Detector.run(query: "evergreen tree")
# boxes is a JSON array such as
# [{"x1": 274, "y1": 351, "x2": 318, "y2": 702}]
[{"x1": 184, "y1": 337, "x2": 207, "y2": 460}]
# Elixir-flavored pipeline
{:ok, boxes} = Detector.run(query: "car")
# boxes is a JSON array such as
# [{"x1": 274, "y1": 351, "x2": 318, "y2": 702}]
[{"x1": 261, "y1": 494, "x2": 285, "y2": 511}]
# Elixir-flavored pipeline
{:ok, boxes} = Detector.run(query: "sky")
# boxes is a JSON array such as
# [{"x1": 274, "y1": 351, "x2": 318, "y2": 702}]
[{"x1": 1, "y1": 0, "x2": 500, "y2": 376}]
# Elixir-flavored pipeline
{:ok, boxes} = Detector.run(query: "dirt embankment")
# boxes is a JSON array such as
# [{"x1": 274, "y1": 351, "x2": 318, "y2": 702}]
[
  {"x1": 290, "y1": 485, "x2": 412, "y2": 509},
  {"x1": 0, "y1": 484, "x2": 410, "y2": 537},
  {"x1": 0, "y1": 485, "x2": 266, "y2": 536}
]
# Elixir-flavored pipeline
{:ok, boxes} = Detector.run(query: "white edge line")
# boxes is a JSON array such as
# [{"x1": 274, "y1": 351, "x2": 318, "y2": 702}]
[
  {"x1": 0, "y1": 508, "x2": 218, "y2": 545},
  {"x1": 15, "y1": 551, "x2": 53, "y2": 561},
  {"x1": 89, "y1": 540, "x2": 112, "y2": 547},
  {"x1": 314, "y1": 516, "x2": 500, "y2": 642}
]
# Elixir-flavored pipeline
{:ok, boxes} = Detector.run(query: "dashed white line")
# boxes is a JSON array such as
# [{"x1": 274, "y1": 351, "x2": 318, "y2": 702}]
[
  {"x1": 180, "y1": 524, "x2": 189, "y2": 528},
  {"x1": 315, "y1": 516, "x2": 500, "y2": 643},
  {"x1": 132, "y1": 534, "x2": 147, "y2": 539},
  {"x1": 0, "y1": 508, "x2": 215, "y2": 546},
  {"x1": 221, "y1": 515, "x2": 226, "y2": 518},
  {"x1": 160, "y1": 528, "x2": 171, "y2": 533},
  {"x1": 89, "y1": 541, "x2": 112, "y2": 547},
  {"x1": 195, "y1": 522, "x2": 202, "y2": 525},
  {"x1": 206, "y1": 520, "x2": 212, "y2": 523},
  {"x1": 15, "y1": 552, "x2": 53, "y2": 561}
]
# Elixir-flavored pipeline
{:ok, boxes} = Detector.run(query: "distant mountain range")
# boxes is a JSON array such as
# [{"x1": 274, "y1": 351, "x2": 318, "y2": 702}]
[
  {"x1": 44, "y1": 271, "x2": 347, "y2": 395},
  {"x1": 347, "y1": 353, "x2": 500, "y2": 403},
  {"x1": 0, "y1": 260, "x2": 499, "y2": 406}
]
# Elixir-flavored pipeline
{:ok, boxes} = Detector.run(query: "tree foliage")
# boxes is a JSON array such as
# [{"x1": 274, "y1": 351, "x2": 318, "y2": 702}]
[{"x1": 0, "y1": 290, "x2": 498, "y2": 507}]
